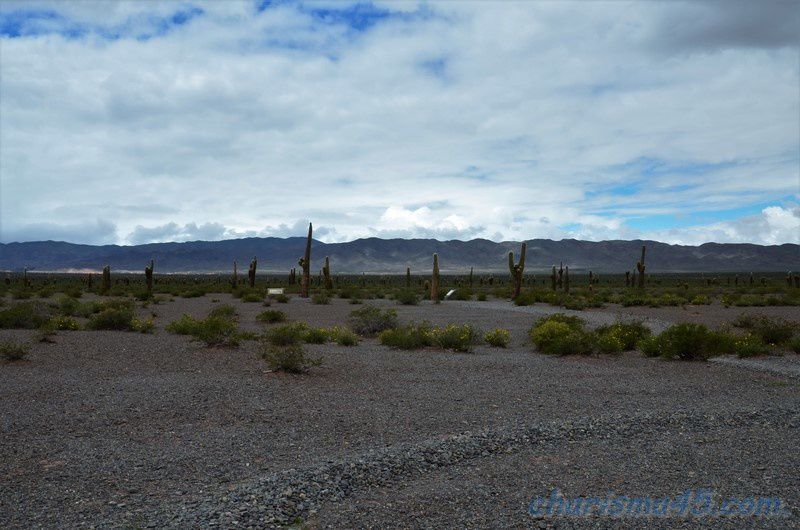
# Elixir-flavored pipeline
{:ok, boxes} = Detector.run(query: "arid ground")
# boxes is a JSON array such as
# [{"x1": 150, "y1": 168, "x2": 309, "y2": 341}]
[{"x1": 1, "y1": 295, "x2": 798, "y2": 529}]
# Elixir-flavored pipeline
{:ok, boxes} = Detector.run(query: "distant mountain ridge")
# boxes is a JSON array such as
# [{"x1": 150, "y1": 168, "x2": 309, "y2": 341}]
[{"x1": 0, "y1": 237, "x2": 797, "y2": 273}]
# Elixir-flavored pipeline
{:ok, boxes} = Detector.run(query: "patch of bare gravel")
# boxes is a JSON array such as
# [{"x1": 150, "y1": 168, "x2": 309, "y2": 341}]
[{"x1": 0, "y1": 294, "x2": 798, "y2": 528}]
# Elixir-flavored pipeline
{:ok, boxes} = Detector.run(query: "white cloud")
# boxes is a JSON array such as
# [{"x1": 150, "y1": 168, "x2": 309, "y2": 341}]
[{"x1": 0, "y1": 1, "x2": 797, "y2": 246}]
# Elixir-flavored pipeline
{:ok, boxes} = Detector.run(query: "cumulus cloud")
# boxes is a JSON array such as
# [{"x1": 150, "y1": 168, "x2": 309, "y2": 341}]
[{"x1": 0, "y1": 1, "x2": 797, "y2": 246}]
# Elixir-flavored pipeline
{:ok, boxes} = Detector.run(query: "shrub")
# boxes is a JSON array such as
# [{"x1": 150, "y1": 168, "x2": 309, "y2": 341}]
[
  {"x1": 732, "y1": 314, "x2": 795, "y2": 345},
  {"x1": 0, "y1": 302, "x2": 51, "y2": 329},
  {"x1": 595, "y1": 322, "x2": 651, "y2": 351},
  {"x1": 209, "y1": 304, "x2": 237, "y2": 319},
  {"x1": 530, "y1": 321, "x2": 595, "y2": 355},
  {"x1": 429, "y1": 324, "x2": 480, "y2": 352},
  {"x1": 256, "y1": 310, "x2": 286, "y2": 324},
  {"x1": 166, "y1": 315, "x2": 239, "y2": 346},
  {"x1": 476, "y1": 293, "x2": 487, "y2": 302},
  {"x1": 241, "y1": 292, "x2": 263, "y2": 303},
  {"x1": 395, "y1": 289, "x2": 419, "y2": 305},
  {"x1": 304, "y1": 327, "x2": 330, "y2": 344},
  {"x1": 789, "y1": 335, "x2": 800, "y2": 354},
  {"x1": 265, "y1": 322, "x2": 308, "y2": 346},
  {"x1": 640, "y1": 323, "x2": 732, "y2": 361},
  {"x1": 131, "y1": 317, "x2": 155, "y2": 334},
  {"x1": 484, "y1": 328, "x2": 510, "y2": 348},
  {"x1": 312, "y1": 292, "x2": 330, "y2": 305},
  {"x1": 533, "y1": 313, "x2": 585, "y2": 331},
  {"x1": 379, "y1": 323, "x2": 432, "y2": 350},
  {"x1": 1, "y1": 341, "x2": 28, "y2": 362},
  {"x1": 273, "y1": 294, "x2": 290, "y2": 303},
  {"x1": 261, "y1": 344, "x2": 322, "y2": 374},
  {"x1": 330, "y1": 326, "x2": 359, "y2": 346},
  {"x1": 690, "y1": 295, "x2": 712, "y2": 305},
  {"x1": 348, "y1": 305, "x2": 399, "y2": 336},
  {"x1": 87, "y1": 307, "x2": 136, "y2": 331},
  {"x1": 733, "y1": 333, "x2": 768, "y2": 358},
  {"x1": 47, "y1": 316, "x2": 81, "y2": 331}
]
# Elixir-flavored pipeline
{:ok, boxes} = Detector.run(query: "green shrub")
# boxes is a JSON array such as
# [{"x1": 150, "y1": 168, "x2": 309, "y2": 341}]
[
  {"x1": 533, "y1": 313, "x2": 585, "y2": 331},
  {"x1": 732, "y1": 333, "x2": 768, "y2": 358},
  {"x1": 640, "y1": 323, "x2": 732, "y2": 361},
  {"x1": 241, "y1": 292, "x2": 263, "y2": 303},
  {"x1": 265, "y1": 322, "x2": 308, "y2": 346},
  {"x1": 484, "y1": 328, "x2": 510, "y2": 348},
  {"x1": 261, "y1": 343, "x2": 322, "y2": 374},
  {"x1": 395, "y1": 289, "x2": 419, "y2": 305},
  {"x1": 47, "y1": 316, "x2": 81, "y2": 330},
  {"x1": 379, "y1": 323, "x2": 432, "y2": 350},
  {"x1": 256, "y1": 310, "x2": 286, "y2": 324},
  {"x1": 131, "y1": 317, "x2": 155, "y2": 334},
  {"x1": 348, "y1": 305, "x2": 399, "y2": 336},
  {"x1": 1, "y1": 341, "x2": 28, "y2": 362},
  {"x1": 530, "y1": 321, "x2": 595, "y2": 355},
  {"x1": 789, "y1": 335, "x2": 800, "y2": 354},
  {"x1": 330, "y1": 326, "x2": 359, "y2": 346},
  {"x1": 87, "y1": 307, "x2": 136, "y2": 331},
  {"x1": 209, "y1": 304, "x2": 237, "y2": 319},
  {"x1": 429, "y1": 324, "x2": 480, "y2": 352},
  {"x1": 304, "y1": 327, "x2": 330, "y2": 344},
  {"x1": 476, "y1": 293, "x2": 487, "y2": 302},
  {"x1": 312, "y1": 292, "x2": 330, "y2": 305},
  {"x1": 595, "y1": 322, "x2": 651, "y2": 351},
  {"x1": 166, "y1": 315, "x2": 239, "y2": 346},
  {"x1": 273, "y1": 294, "x2": 290, "y2": 303},
  {"x1": 732, "y1": 314, "x2": 795, "y2": 345},
  {"x1": 690, "y1": 295, "x2": 712, "y2": 305},
  {"x1": 0, "y1": 302, "x2": 51, "y2": 329}
]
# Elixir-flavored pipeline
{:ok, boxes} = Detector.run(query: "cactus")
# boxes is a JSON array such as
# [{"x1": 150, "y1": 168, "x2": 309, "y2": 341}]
[
  {"x1": 469, "y1": 267, "x2": 474, "y2": 287},
  {"x1": 564, "y1": 266, "x2": 570, "y2": 294},
  {"x1": 232, "y1": 261, "x2": 238, "y2": 288},
  {"x1": 431, "y1": 253, "x2": 440, "y2": 302},
  {"x1": 298, "y1": 223, "x2": 312, "y2": 297},
  {"x1": 588, "y1": 270, "x2": 593, "y2": 292},
  {"x1": 322, "y1": 256, "x2": 333, "y2": 290},
  {"x1": 636, "y1": 245, "x2": 646, "y2": 288},
  {"x1": 794, "y1": 274, "x2": 800, "y2": 288},
  {"x1": 557, "y1": 262, "x2": 564, "y2": 289},
  {"x1": 101, "y1": 265, "x2": 111, "y2": 294},
  {"x1": 508, "y1": 242, "x2": 526, "y2": 299},
  {"x1": 787, "y1": 272, "x2": 793, "y2": 287},
  {"x1": 550, "y1": 265, "x2": 557, "y2": 291},
  {"x1": 289, "y1": 267, "x2": 296, "y2": 285},
  {"x1": 625, "y1": 270, "x2": 630, "y2": 287},
  {"x1": 145, "y1": 259, "x2": 154, "y2": 294},
  {"x1": 406, "y1": 267, "x2": 411, "y2": 288},
  {"x1": 248, "y1": 257, "x2": 257, "y2": 288},
  {"x1": 749, "y1": 272, "x2": 754, "y2": 285}
]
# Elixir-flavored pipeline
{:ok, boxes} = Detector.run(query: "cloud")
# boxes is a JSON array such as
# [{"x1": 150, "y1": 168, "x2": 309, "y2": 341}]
[
  {"x1": 0, "y1": 1, "x2": 797, "y2": 246},
  {"x1": 1, "y1": 219, "x2": 117, "y2": 244}
]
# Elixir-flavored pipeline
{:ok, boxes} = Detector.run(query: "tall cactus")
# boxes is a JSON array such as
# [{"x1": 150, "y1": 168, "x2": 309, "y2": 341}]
[
  {"x1": 101, "y1": 265, "x2": 111, "y2": 294},
  {"x1": 588, "y1": 270, "x2": 593, "y2": 292},
  {"x1": 508, "y1": 242, "x2": 526, "y2": 299},
  {"x1": 289, "y1": 267, "x2": 296, "y2": 285},
  {"x1": 322, "y1": 256, "x2": 333, "y2": 290},
  {"x1": 431, "y1": 253, "x2": 440, "y2": 302},
  {"x1": 232, "y1": 260, "x2": 238, "y2": 288},
  {"x1": 248, "y1": 257, "x2": 257, "y2": 288},
  {"x1": 564, "y1": 266, "x2": 570, "y2": 294},
  {"x1": 298, "y1": 223, "x2": 312, "y2": 298},
  {"x1": 550, "y1": 265, "x2": 557, "y2": 291},
  {"x1": 636, "y1": 245, "x2": 646, "y2": 288},
  {"x1": 406, "y1": 266, "x2": 411, "y2": 288},
  {"x1": 145, "y1": 259, "x2": 154, "y2": 295},
  {"x1": 469, "y1": 266, "x2": 474, "y2": 288}
]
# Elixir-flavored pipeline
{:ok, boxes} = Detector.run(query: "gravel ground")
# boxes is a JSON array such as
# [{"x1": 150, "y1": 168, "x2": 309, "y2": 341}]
[{"x1": 1, "y1": 294, "x2": 798, "y2": 528}]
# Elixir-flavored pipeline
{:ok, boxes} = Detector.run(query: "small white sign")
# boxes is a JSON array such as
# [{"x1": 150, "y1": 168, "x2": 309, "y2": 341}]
[
  {"x1": 445, "y1": 289, "x2": 456, "y2": 299},
  {"x1": 268, "y1": 288, "x2": 284, "y2": 295}
]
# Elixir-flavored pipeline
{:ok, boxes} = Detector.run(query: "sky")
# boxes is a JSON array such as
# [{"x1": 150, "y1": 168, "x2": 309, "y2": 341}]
[{"x1": 0, "y1": 0, "x2": 798, "y2": 247}]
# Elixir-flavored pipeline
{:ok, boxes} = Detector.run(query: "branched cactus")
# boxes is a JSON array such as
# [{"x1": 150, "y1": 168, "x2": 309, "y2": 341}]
[
  {"x1": 322, "y1": 256, "x2": 333, "y2": 290},
  {"x1": 101, "y1": 265, "x2": 111, "y2": 294},
  {"x1": 508, "y1": 242, "x2": 526, "y2": 299},
  {"x1": 145, "y1": 259, "x2": 154, "y2": 294},
  {"x1": 431, "y1": 253, "x2": 440, "y2": 302},
  {"x1": 636, "y1": 245, "x2": 646, "y2": 288},
  {"x1": 248, "y1": 257, "x2": 257, "y2": 288},
  {"x1": 298, "y1": 223, "x2": 312, "y2": 297}
]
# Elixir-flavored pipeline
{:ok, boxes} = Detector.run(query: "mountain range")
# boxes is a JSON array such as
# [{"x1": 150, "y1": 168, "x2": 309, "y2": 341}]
[{"x1": 1, "y1": 238, "x2": 798, "y2": 274}]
